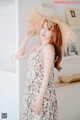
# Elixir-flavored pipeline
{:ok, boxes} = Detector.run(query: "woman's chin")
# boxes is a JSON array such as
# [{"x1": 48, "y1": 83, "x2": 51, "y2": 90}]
[
  {"x1": 41, "y1": 36, "x2": 45, "y2": 39},
  {"x1": 41, "y1": 37, "x2": 48, "y2": 41}
]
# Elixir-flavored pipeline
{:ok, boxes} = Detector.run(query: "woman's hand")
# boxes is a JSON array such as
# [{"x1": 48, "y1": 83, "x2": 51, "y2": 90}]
[
  {"x1": 33, "y1": 97, "x2": 43, "y2": 115},
  {"x1": 26, "y1": 28, "x2": 35, "y2": 39}
]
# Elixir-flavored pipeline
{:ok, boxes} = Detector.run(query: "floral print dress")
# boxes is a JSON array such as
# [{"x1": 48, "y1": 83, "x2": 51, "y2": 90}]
[{"x1": 21, "y1": 49, "x2": 58, "y2": 120}]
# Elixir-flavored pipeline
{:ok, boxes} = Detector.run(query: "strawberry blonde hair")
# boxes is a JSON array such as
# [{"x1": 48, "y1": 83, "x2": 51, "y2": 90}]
[{"x1": 41, "y1": 19, "x2": 63, "y2": 71}]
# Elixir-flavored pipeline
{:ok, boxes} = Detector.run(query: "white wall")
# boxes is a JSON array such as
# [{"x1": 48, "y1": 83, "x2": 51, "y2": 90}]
[
  {"x1": 0, "y1": 5, "x2": 16, "y2": 71},
  {"x1": 56, "y1": 83, "x2": 80, "y2": 120},
  {"x1": 0, "y1": 2, "x2": 19, "y2": 120}
]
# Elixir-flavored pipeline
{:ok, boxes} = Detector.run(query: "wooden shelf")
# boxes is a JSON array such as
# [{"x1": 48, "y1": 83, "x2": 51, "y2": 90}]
[
  {"x1": 54, "y1": 81, "x2": 80, "y2": 88},
  {"x1": 62, "y1": 55, "x2": 80, "y2": 60}
]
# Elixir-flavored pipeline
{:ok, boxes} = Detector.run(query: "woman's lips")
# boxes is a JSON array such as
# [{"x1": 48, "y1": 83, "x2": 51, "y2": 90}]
[{"x1": 42, "y1": 34, "x2": 45, "y2": 37}]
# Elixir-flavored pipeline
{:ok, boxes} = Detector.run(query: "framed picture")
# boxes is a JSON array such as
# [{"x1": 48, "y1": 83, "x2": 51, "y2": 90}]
[
  {"x1": 64, "y1": 39, "x2": 78, "y2": 56},
  {"x1": 65, "y1": 7, "x2": 80, "y2": 29}
]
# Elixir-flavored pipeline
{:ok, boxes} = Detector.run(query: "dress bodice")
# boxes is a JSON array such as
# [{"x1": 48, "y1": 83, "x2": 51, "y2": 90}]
[{"x1": 26, "y1": 49, "x2": 55, "y2": 85}]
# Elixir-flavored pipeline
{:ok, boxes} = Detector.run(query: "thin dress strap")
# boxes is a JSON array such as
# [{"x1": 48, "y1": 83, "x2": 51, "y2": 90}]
[
  {"x1": 38, "y1": 44, "x2": 47, "y2": 52},
  {"x1": 36, "y1": 44, "x2": 56, "y2": 64}
]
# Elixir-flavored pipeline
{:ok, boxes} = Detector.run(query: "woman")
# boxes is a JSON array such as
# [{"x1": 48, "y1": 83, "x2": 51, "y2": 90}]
[{"x1": 16, "y1": 18, "x2": 62, "y2": 120}]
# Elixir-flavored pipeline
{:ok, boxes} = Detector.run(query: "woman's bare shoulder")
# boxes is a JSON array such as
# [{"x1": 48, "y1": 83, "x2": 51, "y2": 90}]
[{"x1": 43, "y1": 44, "x2": 55, "y2": 54}]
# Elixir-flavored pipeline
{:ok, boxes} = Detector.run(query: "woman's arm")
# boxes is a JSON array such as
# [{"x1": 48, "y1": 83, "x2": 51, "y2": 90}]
[
  {"x1": 15, "y1": 34, "x2": 30, "y2": 60},
  {"x1": 15, "y1": 29, "x2": 37, "y2": 60},
  {"x1": 38, "y1": 44, "x2": 55, "y2": 100},
  {"x1": 16, "y1": 43, "x2": 39, "y2": 60}
]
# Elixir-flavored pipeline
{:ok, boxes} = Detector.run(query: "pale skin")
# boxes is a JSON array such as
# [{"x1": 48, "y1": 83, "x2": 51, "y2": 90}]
[{"x1": 16, "y1": 22, "x2": 55, "y2": 115}]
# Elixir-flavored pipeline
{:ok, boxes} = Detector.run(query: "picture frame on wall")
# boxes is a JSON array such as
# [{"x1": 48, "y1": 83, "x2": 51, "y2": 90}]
[
  {"x1": 65, "y1": 7, "x2": 80, "y2": 29},
  {"x1": 64, "y1": 39, "x2": 78, "y2": 56}
]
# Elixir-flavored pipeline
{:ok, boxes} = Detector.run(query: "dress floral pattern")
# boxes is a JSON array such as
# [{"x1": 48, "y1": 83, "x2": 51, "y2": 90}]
[{"x1": 21, "y1": 49, "x2": 58, "y2": 120}]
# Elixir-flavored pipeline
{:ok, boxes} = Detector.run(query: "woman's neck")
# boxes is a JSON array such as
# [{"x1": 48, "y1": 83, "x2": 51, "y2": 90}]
[{"x1": 41, "y1": 39, "x2": 50, "y2": 46}]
